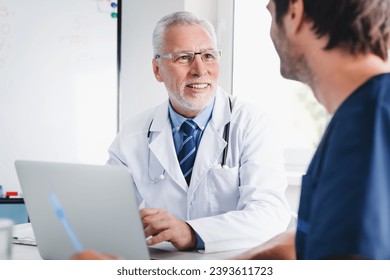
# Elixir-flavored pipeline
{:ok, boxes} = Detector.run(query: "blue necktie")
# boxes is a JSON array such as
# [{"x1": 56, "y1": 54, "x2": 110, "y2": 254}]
[{"x1": 178, "y1": 120, "x2": 198, "y2": 185}]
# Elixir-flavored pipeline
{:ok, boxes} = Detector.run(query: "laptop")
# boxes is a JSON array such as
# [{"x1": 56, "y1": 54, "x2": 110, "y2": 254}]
[{"x1": 15, "y1": 160, "x2": 150, "y2": 260}]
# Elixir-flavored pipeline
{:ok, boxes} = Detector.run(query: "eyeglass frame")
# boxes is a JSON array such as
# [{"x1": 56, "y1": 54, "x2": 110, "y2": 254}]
[{"x1": 154, "y1": 49, "x2": 222, "y2": 65}]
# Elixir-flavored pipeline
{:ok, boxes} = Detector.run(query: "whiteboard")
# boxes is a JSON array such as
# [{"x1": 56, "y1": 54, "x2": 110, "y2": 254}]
[{"x1": 0, "y1": 0, "x2": 118, "y2": 192}]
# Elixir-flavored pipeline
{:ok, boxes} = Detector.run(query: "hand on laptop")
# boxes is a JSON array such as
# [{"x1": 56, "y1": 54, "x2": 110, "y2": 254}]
[
  {"x1": 141, "y1": 208, "x2": 197, "y2": 250},
  {"x1": 70, "y1": 249, "x2": 121, "y2": 260}
]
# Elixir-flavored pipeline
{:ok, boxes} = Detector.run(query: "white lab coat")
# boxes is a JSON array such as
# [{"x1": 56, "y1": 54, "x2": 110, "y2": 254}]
[{"x1": 107, "y1": 87, "x2": 291, "y2": 253}]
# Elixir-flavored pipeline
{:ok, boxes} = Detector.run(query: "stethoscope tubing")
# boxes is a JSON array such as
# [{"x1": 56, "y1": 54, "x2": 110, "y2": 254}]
[{"x1": 147, "y1": 97, "x2": 232, "y2": 181}]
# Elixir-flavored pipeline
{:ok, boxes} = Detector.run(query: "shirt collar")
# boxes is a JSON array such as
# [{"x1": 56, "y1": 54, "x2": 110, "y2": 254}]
[{"x1": 168, "y1": 97, "x2": 215, "y2": 132}]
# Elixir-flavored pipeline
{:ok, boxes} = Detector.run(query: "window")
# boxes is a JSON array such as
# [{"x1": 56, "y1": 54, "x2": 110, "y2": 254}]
[
  {"x1": 233, "y1": 0, "x2": 328, "y2": 176},
  {"x1": 233, "y1": 1, "x2": 330, "y2": 212}
]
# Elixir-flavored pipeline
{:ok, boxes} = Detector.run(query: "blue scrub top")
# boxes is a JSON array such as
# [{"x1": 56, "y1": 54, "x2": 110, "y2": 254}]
[{"x1": 296, "y1": 73, "x2": 390, "y2": 259}]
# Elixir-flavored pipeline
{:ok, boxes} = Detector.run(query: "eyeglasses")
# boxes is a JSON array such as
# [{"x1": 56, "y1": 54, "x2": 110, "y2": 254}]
[{"x1": 155, "y1": 50, "x2": 222, "y2": 65}]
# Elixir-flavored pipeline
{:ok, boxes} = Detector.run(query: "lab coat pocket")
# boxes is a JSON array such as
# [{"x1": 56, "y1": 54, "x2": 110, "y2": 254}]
[{"x1": 208, "y1": 165, "x2": 239, "y2": 214}]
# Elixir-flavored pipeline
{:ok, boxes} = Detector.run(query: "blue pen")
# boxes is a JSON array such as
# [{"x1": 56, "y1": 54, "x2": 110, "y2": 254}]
[{"x1": 48, "y1": 192, "x2": 84, "y2": 253}]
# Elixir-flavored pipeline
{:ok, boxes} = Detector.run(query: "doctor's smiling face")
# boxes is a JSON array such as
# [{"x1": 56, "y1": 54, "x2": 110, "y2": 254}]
[{"x1": 153, "y1": 24, "x2": 219, "y2": 118}]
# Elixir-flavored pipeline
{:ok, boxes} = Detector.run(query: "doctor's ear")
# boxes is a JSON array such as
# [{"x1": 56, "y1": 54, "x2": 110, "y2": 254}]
[{"x1": 152, "y1": 59, "x2": 164, "y2": 82}]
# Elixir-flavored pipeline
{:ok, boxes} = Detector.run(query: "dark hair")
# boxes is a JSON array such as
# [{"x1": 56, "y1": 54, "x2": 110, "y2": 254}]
[{"x1": 273, "y1": 0, "x2": 390, "y2": 60}]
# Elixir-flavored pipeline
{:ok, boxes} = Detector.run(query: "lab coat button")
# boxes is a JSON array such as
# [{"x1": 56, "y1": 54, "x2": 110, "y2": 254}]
[{"x1": 189, "y1": 202, "x2": 192, "y2": 205}]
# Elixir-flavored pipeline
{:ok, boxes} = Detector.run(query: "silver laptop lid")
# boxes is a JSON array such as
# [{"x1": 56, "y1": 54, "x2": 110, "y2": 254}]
[{"x1": 15, "y1": 160, "x2": 149, "y2": 260}]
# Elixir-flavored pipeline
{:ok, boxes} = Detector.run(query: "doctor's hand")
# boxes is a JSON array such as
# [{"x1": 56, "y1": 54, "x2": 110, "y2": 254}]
[{"x1": 140, "y1": 208, "x2": 197, "y2": 251}]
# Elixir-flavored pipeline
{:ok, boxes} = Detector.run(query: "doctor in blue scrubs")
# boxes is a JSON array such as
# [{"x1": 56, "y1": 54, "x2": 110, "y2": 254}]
[{"x1": 237, "y1": 0, "x2": 390, "y2": 259}]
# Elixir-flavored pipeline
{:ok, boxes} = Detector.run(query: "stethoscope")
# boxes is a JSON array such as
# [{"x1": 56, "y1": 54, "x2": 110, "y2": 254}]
[{"x1": 147, "y1": 97, "x2": 233, "y2": 183}]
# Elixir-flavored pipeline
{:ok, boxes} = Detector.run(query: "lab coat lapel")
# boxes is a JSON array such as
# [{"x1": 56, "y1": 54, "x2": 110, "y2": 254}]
[
  {"x1": 148, "y1": 101, "x2": 188, "y2": 191},
  {"x1": 189, "y1": 88, "x2": 231, "y2": 192}
]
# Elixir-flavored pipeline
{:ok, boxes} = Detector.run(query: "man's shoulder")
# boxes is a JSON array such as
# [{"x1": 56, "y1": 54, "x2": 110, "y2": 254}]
[
  {"x1": 122, "y1": 107, "x2": 154, "y2": 124},
  {"x1": 120, "y1": 105, "x2": 161, "y2": 136},
  {"x1": 215, "y1": 88, "x2": 266, "y2": 118},
  {"x1": 230, "y1": 96, "x2": 270, "y2": 125}
]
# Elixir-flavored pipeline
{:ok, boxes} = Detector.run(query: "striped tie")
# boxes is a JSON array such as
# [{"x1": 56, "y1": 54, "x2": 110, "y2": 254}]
[{"x1": 178, "y1": 120, "x2": 198, "y2": 185}]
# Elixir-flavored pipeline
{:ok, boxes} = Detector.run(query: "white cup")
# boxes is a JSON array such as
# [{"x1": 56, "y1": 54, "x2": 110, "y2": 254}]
[{"x1": 0, "y1": 219, "x2": 14, "y2": 260}]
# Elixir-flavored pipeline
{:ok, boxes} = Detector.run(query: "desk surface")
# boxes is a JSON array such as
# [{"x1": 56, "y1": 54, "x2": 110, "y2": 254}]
[
  {"x1": 12, "y1": 244, "x2": 42, "y2": 260},
  {"x1": 12, "y1": 242, "x2": 246, "y2": 260},
  {"x1": 12, "y1": 224, "x2": 246, "y2": 260}
]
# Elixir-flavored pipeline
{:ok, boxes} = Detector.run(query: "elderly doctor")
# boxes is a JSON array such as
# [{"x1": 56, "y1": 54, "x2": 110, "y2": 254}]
[{"x1": 107, "y1": 11, "x2": 290, "y2": 253}]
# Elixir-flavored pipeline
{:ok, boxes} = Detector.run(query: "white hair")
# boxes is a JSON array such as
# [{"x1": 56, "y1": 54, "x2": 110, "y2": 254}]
[{"x1": 152, "y1": 11, "x2": 218, "y2": 56}]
